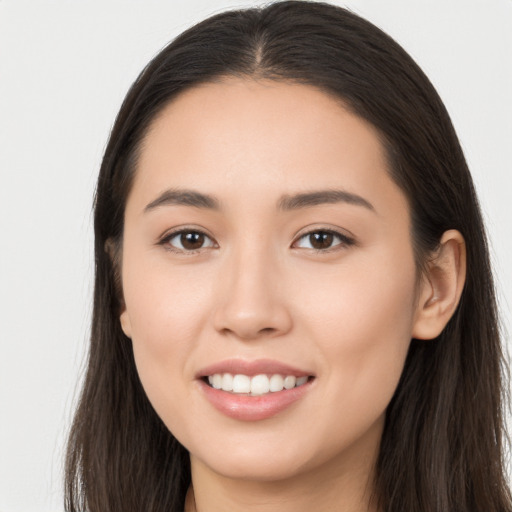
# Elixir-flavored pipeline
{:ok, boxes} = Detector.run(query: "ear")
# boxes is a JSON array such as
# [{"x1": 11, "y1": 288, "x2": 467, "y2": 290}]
[
  {"x1": 119, "y1": 307, "x2": 132, "y2": 339},
  {"x1": 412, "y1": 229, "x2": 466, "y2": 340},
  {"x1": 105, "y1": 237, "x2": 132, "y2": 339}
]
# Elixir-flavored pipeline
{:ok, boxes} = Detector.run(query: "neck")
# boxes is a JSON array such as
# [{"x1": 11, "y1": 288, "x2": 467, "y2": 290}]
[{"x1": 186, "y1": 419, "x2": 382, "y2": 512}]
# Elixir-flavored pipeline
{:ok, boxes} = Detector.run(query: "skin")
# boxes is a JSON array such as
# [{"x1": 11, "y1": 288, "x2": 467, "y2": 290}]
[{"x1": 119, "y1": 78, "x2": 466, "y2": 512}]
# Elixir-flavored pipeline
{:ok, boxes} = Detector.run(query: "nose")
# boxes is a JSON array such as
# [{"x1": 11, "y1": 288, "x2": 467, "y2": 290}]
[{"x1": 212, "y1": 246, "x2": 293, "y2": 341}]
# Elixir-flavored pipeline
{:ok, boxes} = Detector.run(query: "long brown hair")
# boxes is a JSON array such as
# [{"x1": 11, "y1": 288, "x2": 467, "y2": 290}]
[{"x1": 65, "y1": 2, "x2": 512, "y2": 511}]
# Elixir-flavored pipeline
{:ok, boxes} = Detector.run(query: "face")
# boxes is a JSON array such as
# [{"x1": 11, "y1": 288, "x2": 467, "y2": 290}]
[{"x1": 119, "y1": 78, "x2": 425, "y2": 483}]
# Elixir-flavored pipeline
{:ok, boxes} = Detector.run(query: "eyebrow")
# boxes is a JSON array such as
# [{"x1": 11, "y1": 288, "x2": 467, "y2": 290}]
[
  {"x1": 144, "y1": 188, "x2": 221, "y2": 212},
  {"x1": 144, "y1": 188, "x2": 375, "y2": 213},
  {"x1": 278, "y1": 189, "x2": 375, "y2": 212}
]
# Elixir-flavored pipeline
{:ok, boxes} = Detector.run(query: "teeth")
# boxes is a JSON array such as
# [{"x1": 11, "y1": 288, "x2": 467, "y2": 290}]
[
  {"x1": 251, "y1": 374, "x2": 270, "y2": 395},
  {"x1": 221, "y1": 373, "x2": 234, "y2": 391},
  {"x1": 269, "y1": 374, "x2": 284, "y2": 392},
  {"x1": 206, "y1": 373, "x2": 310, "y2": 395},
  {"x1": 296, "y1": 376, "x2": 308, "y2": 386},
  {"x1": 284, "y1": 376, "x2": 296, "y2": 389},
  {"x1": 232, "y1": 374, "x2": 251, "y2": 393},
  {"x1": 212, "y1": 374, "x2": 222, "y2": 389}
]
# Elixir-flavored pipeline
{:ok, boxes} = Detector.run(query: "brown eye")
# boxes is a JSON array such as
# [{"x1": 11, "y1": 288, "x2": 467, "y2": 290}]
[
  {"x1": 164, "y1": 230, "x2": 215, "y2": 252},
  {"x1": 181, "y1": 232, "x2": 205, "y2": 250},
  {"x1": 309, "y1": 231, "x2": 334, "y2": 249},
  {"x1": 294, "y1": 229, "x2": 353, "y2": 251}
]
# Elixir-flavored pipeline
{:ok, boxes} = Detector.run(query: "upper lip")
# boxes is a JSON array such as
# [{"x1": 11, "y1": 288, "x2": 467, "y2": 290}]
[{"x1": 196, "y1": 358, "x2": 314, "y2": 379}]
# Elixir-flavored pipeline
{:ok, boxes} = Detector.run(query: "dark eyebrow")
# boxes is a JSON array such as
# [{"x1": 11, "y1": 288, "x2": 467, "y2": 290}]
[
  {"x1": 278, "y1": 189, "x2": 375, "y2": 212},
  {"x1": 144, "y1": 187, "x2": 375, "y2": 214},
  {"x1": 144, "y1": 188, "x2": 220, "y2": 212}
]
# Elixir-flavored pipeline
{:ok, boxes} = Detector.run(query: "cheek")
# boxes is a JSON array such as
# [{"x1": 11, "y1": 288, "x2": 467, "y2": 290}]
[
  {"x1": 296, "y1": 251, "x2": 417, "y2": 415},
  {"x1": 121, "y1": 256, "x2": 216, "y2": 417},
  {"x1": 302, "y1": 245, "x2": 418, "y2": 344},
  {"x1": 123, "y1": 255, "x2": 212, "y2": 350}
]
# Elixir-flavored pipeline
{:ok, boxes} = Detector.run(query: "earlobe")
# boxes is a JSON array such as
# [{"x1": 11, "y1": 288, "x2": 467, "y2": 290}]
[
  {"x1": 412, "y1": 229, "x2": 466, "y2": 340},
  {"x1": 120, "y1": 308, "x2": 132, "y2": 339}
]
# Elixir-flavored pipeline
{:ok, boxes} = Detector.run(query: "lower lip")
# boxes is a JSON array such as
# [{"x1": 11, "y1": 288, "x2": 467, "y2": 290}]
[{"x1": 199, "y1": 379, "x2": 314, "y2": 421}]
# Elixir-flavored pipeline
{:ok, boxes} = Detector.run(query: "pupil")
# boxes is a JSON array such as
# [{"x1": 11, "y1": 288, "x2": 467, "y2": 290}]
[
  {"x1": 181, "y1": 232, "x2": 204, "y2": 250},
  {"x1": 310, "y1": 231, "x2": 333, "y2": 249}
]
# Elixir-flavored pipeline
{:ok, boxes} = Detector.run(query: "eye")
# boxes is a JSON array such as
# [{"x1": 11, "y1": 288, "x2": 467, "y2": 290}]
[
  {"x1": 293, "y1": 229, "x2": 354, "y2": 251},
  {"x1": 161, "y1": 229, "x2": 216, "y2": 253}
]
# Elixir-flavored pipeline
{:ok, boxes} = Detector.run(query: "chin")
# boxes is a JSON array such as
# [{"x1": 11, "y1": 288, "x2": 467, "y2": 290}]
[{"x1": 193, "y1": 448, "x2": 312, "y2": 482}]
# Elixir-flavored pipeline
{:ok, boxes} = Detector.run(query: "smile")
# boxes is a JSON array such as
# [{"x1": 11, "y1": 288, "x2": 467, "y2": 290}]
[
  {"x1": 206, "y1": 373, "x2": 310, "y2": 395},
  {"x1": 197, "y1": 359, "x2": 315, "y2": 421}
]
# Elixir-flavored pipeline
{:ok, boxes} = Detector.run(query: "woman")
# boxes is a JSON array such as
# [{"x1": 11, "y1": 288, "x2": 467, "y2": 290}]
[{"x1": 65, "y1": 1, "x2": 512, "y2": 511}]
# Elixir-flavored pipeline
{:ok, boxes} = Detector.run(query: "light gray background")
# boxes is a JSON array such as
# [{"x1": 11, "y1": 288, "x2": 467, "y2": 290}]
[{"x1": 1, "y1": 1, "x2": 511, "y2": 510}]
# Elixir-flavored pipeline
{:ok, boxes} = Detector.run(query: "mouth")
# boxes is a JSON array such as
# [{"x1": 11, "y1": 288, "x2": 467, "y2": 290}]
[
  {"x1": 196, "y1": 359, "x2": 315, "y2": 421},
  {"x1": 203, "y1": 373, "x2": 313, "y2": 396}
]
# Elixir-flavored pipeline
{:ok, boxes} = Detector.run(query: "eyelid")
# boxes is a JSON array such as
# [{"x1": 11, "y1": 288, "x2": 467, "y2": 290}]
[
  {"x1": 292, "y1": 225, "x2": 356, "y2": 251},
  {"x1": 158, "y1": 226, "x2": 218, "y2": 254}
]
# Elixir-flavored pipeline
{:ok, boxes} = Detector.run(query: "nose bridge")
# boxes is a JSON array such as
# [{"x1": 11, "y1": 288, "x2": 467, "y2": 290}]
[{"x1": 213, "y1": 235, "x2": 292, "y2": 340}]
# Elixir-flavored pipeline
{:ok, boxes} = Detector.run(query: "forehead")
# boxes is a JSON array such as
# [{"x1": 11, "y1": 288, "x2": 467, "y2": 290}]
[{"x1": 130, "y1": 78, "x2": 406, "y2": 218}]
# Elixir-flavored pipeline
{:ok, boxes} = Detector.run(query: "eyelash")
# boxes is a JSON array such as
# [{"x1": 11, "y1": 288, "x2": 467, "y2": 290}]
[{"x1": 159, "y1": 227, "x2": 355, "y2": 255}]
